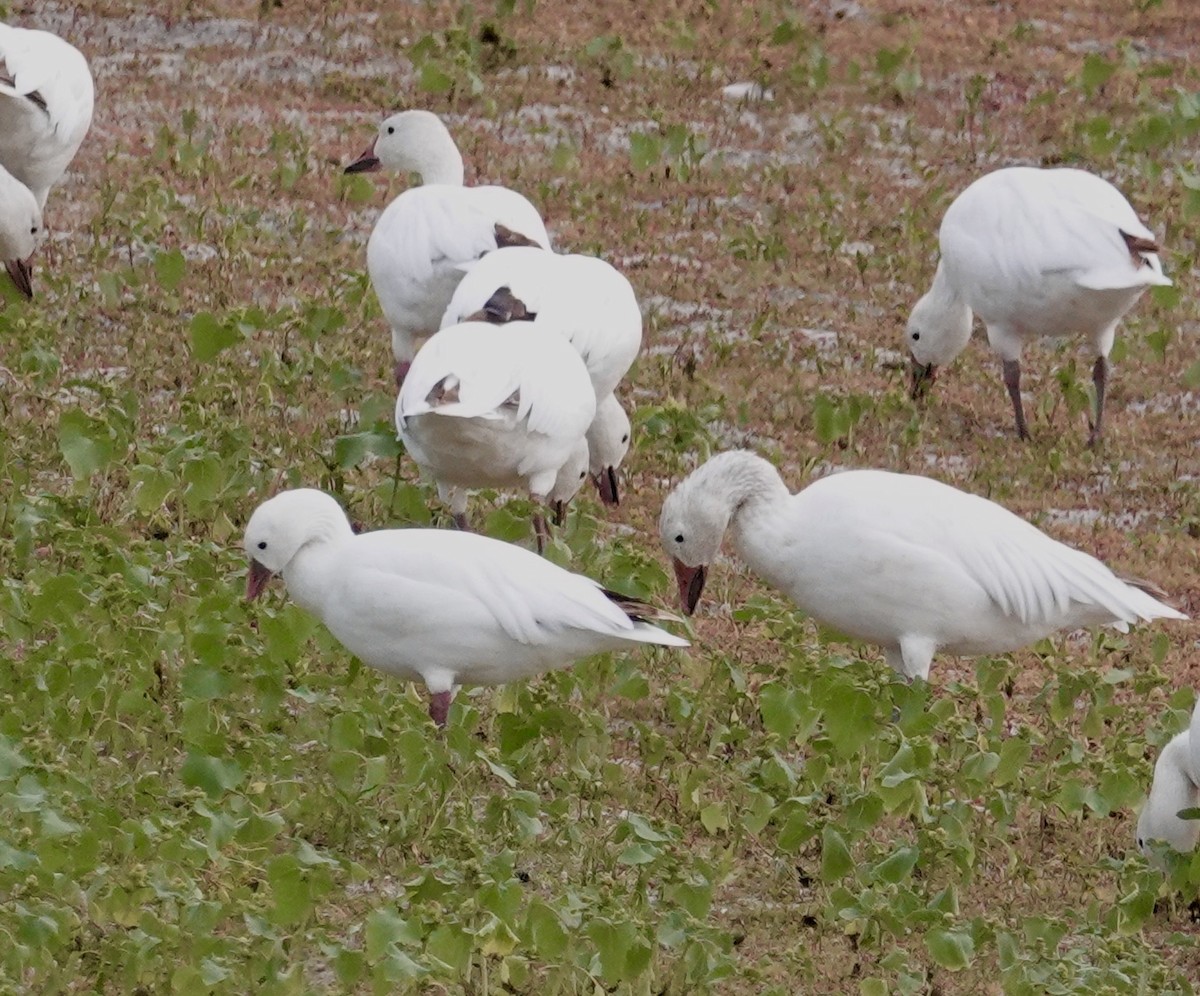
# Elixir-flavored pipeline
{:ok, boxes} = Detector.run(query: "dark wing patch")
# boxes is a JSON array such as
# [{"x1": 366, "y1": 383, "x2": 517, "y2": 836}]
[
  {"x1": 0, "y1": 66, "x2": 49, "y2": 114},
  {"x1": 482, "y1": 286, "x2": 535, "y2": 324},
  {"x1": 1120, "y1": 230, "x2": 1160, "y2": 268},
  {"x1": 426, "y1": 375, "x2": 461, "y2": 406},
  {"x1": 600, "y1": 586, "x2": 683, "y2": 624},
  {"x1": 493, "y1": 223, "x2": 543, "y2": 249}
]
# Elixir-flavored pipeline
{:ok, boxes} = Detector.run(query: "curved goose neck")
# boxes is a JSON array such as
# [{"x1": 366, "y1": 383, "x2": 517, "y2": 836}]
[
  {"x1": 704, "y1": 451, "x2": 791, "y2": 536},
  {"x1": 281, "y1": 513, "x2": 355, "y2": 617},
  {"x1": 412, "y1": 123, "x2": 466, "y2": 186}
]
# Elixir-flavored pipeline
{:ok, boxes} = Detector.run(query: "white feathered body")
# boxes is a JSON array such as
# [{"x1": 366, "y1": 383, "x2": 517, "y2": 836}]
[
  {"x1": 0, "y1": 23, "x2": 93, "y2": 208},
  {"x1": 1137, "y1": 697, "x2": 1200, "y2": 856},
  {"x1": 923, "y1": 166, "x2": 1170, "y2": 365},
  {"x1": 442, "y1": 246, "x2": 642, "y2": 401},
  {"x1": 281, "y1": 525, "x2": 686, "y2": 691},
  {"x1": 396, "y1": 321, "x2": 595, "y2": 501},
  {"x1": 368, "y1": 186, "x2": 551, "y2": 363}
]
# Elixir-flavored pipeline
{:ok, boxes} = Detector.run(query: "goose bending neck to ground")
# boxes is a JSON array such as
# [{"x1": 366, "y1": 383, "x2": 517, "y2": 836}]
[
  {"x1": 442, "y1": 246, "x2": 640, "y2": 504},
  {"x1": 659, "y1": 450, "x2": 1186, "y2": 681},
  {"x1": 344, "y1": 111, "x2": 551, "y2": 381},
  {"x1": 243, "y1": 489, "x2": 688, "y2": 726},
  {"x1": 0, "y1": 164, "x2": 40, "y2": 297},
  {"x1": 395, "y1": 320, "x2": 596, "y2": 551},
  {"x1": 906, "y1": 166, "x2": 1170, "y2": 445},
  {"x1": 1137, "y1": 695, "x2": 1200, "y2": 858},
  {"x1": 0, "y1": 22, "x2": 94, "y2": 211}
]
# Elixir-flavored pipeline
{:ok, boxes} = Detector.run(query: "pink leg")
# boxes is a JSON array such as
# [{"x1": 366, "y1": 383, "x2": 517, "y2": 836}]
[
  {"x1": 393, "y1": 359, "x2": 412, "y2": 387},
  {"x1": 428, "y1": 690, "x2": 453, "y2": 728},
  {"x1": 1087, "y1": 355, "x2": 1107, "y2": 447},
  {"x1": 1002, "y1": 359, "x2": 1029, "y2": 441},
  {"x1": 533, "y1": 511, "x2": 549, "y2": 555}
]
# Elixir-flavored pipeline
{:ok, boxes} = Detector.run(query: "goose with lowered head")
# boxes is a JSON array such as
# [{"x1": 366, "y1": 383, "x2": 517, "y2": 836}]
[
  {"x1": 659, "y1": 450, "x2": 1186, "y2": 681},
  {"x1": 907, "y1": 166, "x2": 1170, "y2": 444},
  {"x1": 243, "y1": 489, "x2": 688, "y2": 726},
  {"x1": 1137, "y1": 695, "x2": 1200, "y2": 859}
]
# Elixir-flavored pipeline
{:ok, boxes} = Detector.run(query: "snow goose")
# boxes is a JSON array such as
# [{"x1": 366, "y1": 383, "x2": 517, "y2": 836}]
[
  {"x1": 442, "y1": 245, "x2": 641, "y2": 503},
  {"x1": 1137, "y1": 695, "x2": 1200, "y2": 859},
  {"x1": 907, "y1": 166, "x2": 1171, "y2": 444},
  {"x1": 659, "y1": 450, "x2": 1186, "y2": 681},
  {"x1": 0, "y1": 164, "x2": 40, "y2": 297},
  {"x1": 244, "y1": 489, "x2": 688, "y2": 726},
  {"x1": 0, "y1": 23, "x2": 94, "y2": 211},
  {"x1": 344, "y1": 110, "x2": 551, "y2": 381},
  {"x1": 395, "y1": 320, "x2": 596, "y2": 550}
]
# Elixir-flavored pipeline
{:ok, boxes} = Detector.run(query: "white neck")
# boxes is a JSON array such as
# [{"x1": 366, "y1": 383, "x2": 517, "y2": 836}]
[
  {"x1": 280, "y1": 518, "x2": 354, "y2": 618},
  {"x1": 700, "y1": 451, "x2": 791, "y2": 544}
]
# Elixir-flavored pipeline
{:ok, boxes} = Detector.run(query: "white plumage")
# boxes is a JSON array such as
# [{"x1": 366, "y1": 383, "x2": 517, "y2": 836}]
[
  {"x1": 344, "y1": 111, "x2": 551, "y2": 376},
  {"x1": 1137, "y1": 695, "x2": 1200, "y2": 859},
  {"x1": 243, "y1": 489, "x2": 688, "y2": 725},
  {"x1": 0, "y1": 163, "x2": 40, "y2": 297},
  {"x1": 907, "y1": 166, "x2": 1170, "y2": 444},
  {"x1": 0, "y1": 22, "x2": 93, "y2": 211},
  {"x1": 395, "y1": 320, "x2": 596, "y2": 546},
  {"x1": 441, "y1": 245, "x2": 641, "y2": 503},
  {"x1": 659, "y1": 450, "x2": 1186, "y2": 681}
]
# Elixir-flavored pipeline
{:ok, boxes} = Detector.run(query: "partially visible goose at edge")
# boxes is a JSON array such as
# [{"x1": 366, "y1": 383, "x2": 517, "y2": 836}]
[
  {"x1": 907, "y1": 166, "x2": 1170, "y2": 445},
  {"x1": 0, "y1": 163, "x2": 40, "y2": 297},
  {"x1": 344, "y1": 110, "x2": 551, "y2": 382},
  {"x1": 0, "y1": 22, "x2": 94, "y2": 211},
  {"x1": 659, "y1": 450, "x2": 1186, "y2": 681},
  {"x1": 441, "y1": 245, "x2": 640, "y2": 504},
  {"x1": 244, "y1": 489, "x2": 689, "y2": 727},
  {"x1": 394, "y1": 320, "x2": 596, "y2": 551},
  {"x1": 1137, "y1": 694, "x2": 1200, "y2": 860}
]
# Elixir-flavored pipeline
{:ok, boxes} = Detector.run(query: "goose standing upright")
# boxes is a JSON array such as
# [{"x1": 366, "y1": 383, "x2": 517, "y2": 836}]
[
  {"x1": 395, "y1": 320, "x2": 596, "y2": 550},
  {"x1": 344, "y1": 111, "x2": 551, "y2": 382},
  {"x1": 0, "y1": 163, "x2": 41, "y2": 297},
  {"x1": 442, "y1": 245, "x2": 641, "y2": 504},
  {"x1": 659, "y1": 450, "x2": 1186, "y2": 681},
  {"x1": 0, "y1": 22, "x2": 94, "y2": 211},
  {"x1": 906, "y1": 166, "x2": 1170, "y2": 444},
  {"x1": 243, "y1": 489, "x2": 688, "y2": 726},
  {"x1": 1137, "y1": 695, "x2": 1200, "y2": 857}
]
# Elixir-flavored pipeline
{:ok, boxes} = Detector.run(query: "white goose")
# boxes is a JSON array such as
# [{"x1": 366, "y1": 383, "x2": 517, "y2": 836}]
[
  {"x1": 441, "y1": 245, "x2": 641, "y2": 503},
  {"x1": 0, "y1": 163, "x2": 40, "y2": 297},
  {"x1": 395, "y1": 320, "x2": 596, "y2": 550},
  {"x1": 244, "y1": 489, "x2": 688, "y2": 726},
  {"x1": 0, "y1": 23, "x2": 94, "y2": 211},
  {"x1": 907, "y1": 166, "x2": 1171, "y2": 444},
  {"x1": 1137, "y1": 695, "x2": 1200, "y2": 858},
  {"x1": 659, "y1": 450, "x2": 1186, "y2": 681},
  {"x1": 344, "y1": 111, "x2": 551, "y2": 381}
]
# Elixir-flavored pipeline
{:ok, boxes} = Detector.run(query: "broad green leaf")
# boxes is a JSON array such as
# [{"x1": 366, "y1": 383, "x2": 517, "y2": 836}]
[
  {"x1": 926, "y1": 928, "x2": 975, "y2": 970},
  {"x1": 189, "y1": 311, "x2": 241, "y2": 361},
  {"x1": 820, "y1": 825, "x2": 854, "y2": 882}
]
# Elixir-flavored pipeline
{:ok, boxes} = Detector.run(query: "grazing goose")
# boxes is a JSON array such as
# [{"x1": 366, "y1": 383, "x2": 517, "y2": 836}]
[
  {"x1": 0, "y1": 164, "x2": 40, "y2": 297},
  {"x1": 442, "y1": 245, "x2": 641, "y2": 502},
  {"x1": 659, "y1": 450, "x2": 1186, "y2": 681},
  {"x1": 344, "y1": 111, "x2": 551, "y2": 381},
  {"x1": 0, "y1": 23, "x2": 94, "y2": 211},
  {"x1": 395, "y1": 320, "x2": 596, "y2": 550},
  {"x1": 1137, "y1": 695, "x2": 1200, "y2": 858},
  {"x1": 906, "y1": 166, "x2": 1170, "y2": 444},
  {"x1": 243, "y1": 489, "x2": 688, "y2": 726}
]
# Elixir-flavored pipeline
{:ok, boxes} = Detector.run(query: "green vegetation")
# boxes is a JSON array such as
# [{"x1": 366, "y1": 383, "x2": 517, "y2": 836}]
[{"x1": 0, "y1": 0, "x2": 1197, "y2": 991}]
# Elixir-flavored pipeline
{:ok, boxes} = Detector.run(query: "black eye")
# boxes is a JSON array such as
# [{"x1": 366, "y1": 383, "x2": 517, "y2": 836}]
[
  {"x1": 30, "y1": 226, "x2": 37, "y2": 235},
  {"x1": 387, "y1": 125, "x2": 395, "y2": 134},
  {"x1": 257, "y1": 541, "x2": 267, "y2": 550},
  {"x1": 911, "y1": 332, "x2": 920, "y2": 341},
  {"x1": 1137, "y1": 838, "x2": 1144, "y2": 849},
  {"x1": 578, "y1": 471, "x2": 585, "y2": 480},
  {"x1": 621, "y1": 434, "x2": 629, "y2": 444},
  {"x1": 674, "y1": 534, "x2": 684, "y2": 543}
]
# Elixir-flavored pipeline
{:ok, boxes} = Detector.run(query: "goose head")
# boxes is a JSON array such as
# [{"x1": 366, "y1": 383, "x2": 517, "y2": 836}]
[
  {"x1": 906, "y1": 262, "x2": 972, "y2": 399},
  {"x1": 243, "y1": 489, "x2": 354, "y2": 599},
  {"x1": 548, "y1": 438, "x2": 590, "y2": 526},
  {"x1": 0, "y1": 170, "x2": 42, "y2": 300},
  {"x1": 658, "y1": 480, "x2": 730, "y2": 615},
  {"x1": 344, "y1": 110, "x2": 465, "y2": 186},
  {"x1": 1136, "y1": 696, "x2": 1200, "y2": 865},
  {"x1": 586, "y1": 395, "x2": 631, "y2": 507}
]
